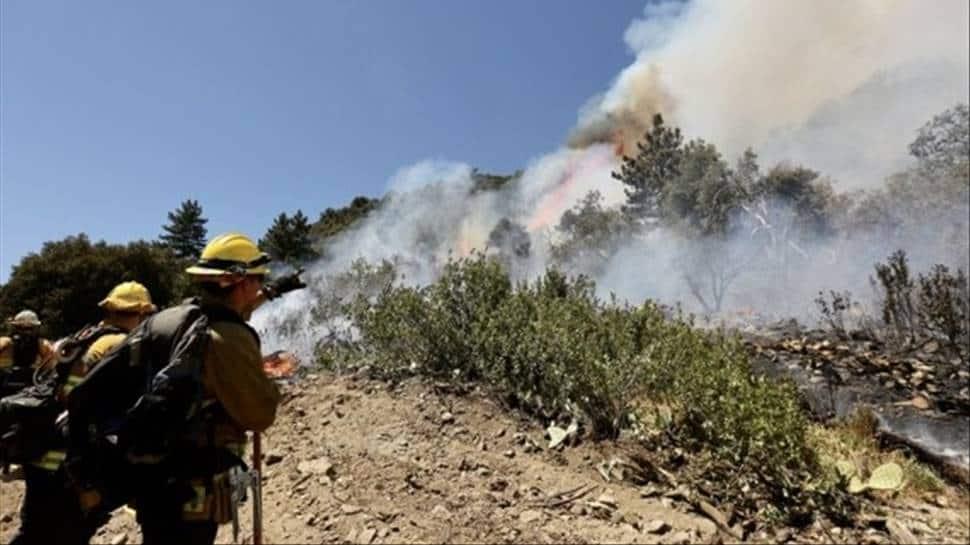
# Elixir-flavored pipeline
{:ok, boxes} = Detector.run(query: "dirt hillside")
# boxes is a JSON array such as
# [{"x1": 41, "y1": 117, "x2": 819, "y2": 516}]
[{"x1": 2, "y1": 371, "x2": 969, "y2": 544}]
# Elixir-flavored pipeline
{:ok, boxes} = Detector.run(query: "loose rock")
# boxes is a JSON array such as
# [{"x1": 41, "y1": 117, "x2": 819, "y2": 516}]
[
  {"x1": 265, "y1": 453, "x2": 285, "y2": 466},
  {"x1": 520, "y1": 509, "x2": 544, "y2": 523},
  {"x1": 596, "y1": 493, "x2": 618, "y2": 508},
  {"x1": 358, "y1": 528, "x2": 377, "y2": 544},
  {"x1": 341, "y1": 504, "x2": 364, "y2": 515},
  {"x1": 886, "y1": 518, "x2": 917, "y2": 545},
  {"x1": 431, "y1": 504, "x2": 451, "y2": 519},
  {"x1": 664, "y1": 530, "x2": 694, "y2": 545},
  {"x1": 297, "y1": 456, "x2": 336, "y2": 479}
]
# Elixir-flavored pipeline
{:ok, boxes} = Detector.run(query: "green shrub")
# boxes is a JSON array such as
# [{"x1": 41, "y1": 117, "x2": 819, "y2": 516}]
[
  {"x1": 338, "y1": 253, "x2": 838, "y2": 522},
  {"x1": 0, "y1": 234, "x2": 185, "y2": 338}
]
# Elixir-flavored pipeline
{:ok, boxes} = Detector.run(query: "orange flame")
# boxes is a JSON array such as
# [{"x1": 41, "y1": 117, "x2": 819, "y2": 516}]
[
  {"x1": 526, "y1": 160, "x2": 581, "y2": 231},
  {"x1": 262, "y1": 350, "x2": 298, "y2": 378},
  {"x1": 526, "y1": 145, "x2": 619, "y2": 232}
]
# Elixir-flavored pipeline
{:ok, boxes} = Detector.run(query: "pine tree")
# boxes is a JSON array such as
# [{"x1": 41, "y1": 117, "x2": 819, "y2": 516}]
[
  {"x1": 288, "y1": 210, "x2": 317, "y2": 264},
  {"x1": 260, "y1": 210, "x2": 318, "y2": 266},
  {"x1": 261, "y1": 212, "x2": 292, "y2": 264},
  {"x1": 159, "y1": 199, "x2": 208, "y2": 259},
  {"x1": 611, "y1": 113, "x2": 683, "y2": 222}
]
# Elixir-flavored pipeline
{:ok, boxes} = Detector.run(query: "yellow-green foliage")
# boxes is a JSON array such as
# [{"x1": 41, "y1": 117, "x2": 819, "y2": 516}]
[
  {"x1": 346, "y1": 254, "x2": 841, "y2": 521},
  {"x1": 810, "y1": 411, "x2": 946, "y2": 497}
]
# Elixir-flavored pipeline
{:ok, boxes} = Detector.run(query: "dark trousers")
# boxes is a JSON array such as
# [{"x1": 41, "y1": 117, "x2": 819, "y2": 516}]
[
  {"x1": 134, "y1": 447, "x2": 239, "y2": 545},
  {"x1": 9, "y1": 465, "x2": 108, "y2": 545},
  {"x1": 139, "y1": 518, "x2": 217, "y2": 545},
  {"x1": 135, "y1": 490, "x2": 218, "y2": 545}
]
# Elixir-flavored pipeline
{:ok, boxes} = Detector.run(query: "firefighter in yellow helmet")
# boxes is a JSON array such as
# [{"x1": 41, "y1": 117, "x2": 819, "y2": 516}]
[
  {"x1": 0, "y1": 310, "x2": 54, "y2": 398},
  {"x1": 8, "y1": 283, "x2": 156, "y2": 545},
  {"x1": 58, "y1": 281, "x2": 158, "y2": 399},
  {"x1": 133, "y1": 233, "x2": 303, "y2": 545}
]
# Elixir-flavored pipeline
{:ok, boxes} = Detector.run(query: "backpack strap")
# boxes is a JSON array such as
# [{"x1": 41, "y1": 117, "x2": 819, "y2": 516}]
[
  {"x1": 184, "y1": 301, "x2": 258, "y2": 458},
  {"x1": 198, "y1": 301, "x2": 259, "y2": 347},
  {"x1": 180, "y1": 299, "x2": 259, "y2": 439},
  {"x1": 51, "y1": 324, "x2": 127, "y2": 391},
  {"x1": 55, "y1": 324, "x2": 126, "y2": 365}
]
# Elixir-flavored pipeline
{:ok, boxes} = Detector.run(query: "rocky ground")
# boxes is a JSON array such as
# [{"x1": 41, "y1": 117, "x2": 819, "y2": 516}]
[
  {"x1": 747, "y1": 321, "x2": 969, "y2": 416},
  {"x1": 2, "y1": 371, "x2": 969, "y2": 544},
  {"x1": 744, "y1": 321, "x2": 970, "y2": 483}
]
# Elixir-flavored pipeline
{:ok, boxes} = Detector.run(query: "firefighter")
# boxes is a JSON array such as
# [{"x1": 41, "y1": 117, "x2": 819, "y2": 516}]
[
  {"x1": 58, "y1": 282, "x2": 159, "y2": 401},
  {"x1": 0, "y1": 310, "x2": 54, "y2": 398},
  {"x1": 8, "y1": 283, "x2": 156, "y2": 545},
  {"x1": 133, "y1": 232, "x2": 302, "y2": 544}
]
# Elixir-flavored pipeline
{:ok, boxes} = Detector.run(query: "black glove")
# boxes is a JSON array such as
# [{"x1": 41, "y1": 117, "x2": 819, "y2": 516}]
[{"x1": 264, "y1": 268, "x2": 307, "y2": 300}]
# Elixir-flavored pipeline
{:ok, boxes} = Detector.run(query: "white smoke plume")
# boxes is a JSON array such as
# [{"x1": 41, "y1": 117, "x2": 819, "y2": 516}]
[
  {"x1": 573, "y1": 0, "x2": 970, "y2": 188},
  {"x1": 254, "y1": 0, "x2": 970, "y2": 355}
]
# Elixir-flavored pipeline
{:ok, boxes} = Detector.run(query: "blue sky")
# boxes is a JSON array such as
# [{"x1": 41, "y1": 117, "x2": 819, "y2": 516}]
[{"x1": 1, "y1": 0, "x2": 646, "y2": 282}]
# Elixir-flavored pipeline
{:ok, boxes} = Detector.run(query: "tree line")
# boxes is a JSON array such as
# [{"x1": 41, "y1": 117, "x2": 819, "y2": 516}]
[
  {"x1": 0, "y1": 196, "x2": 379, "y2": 338},
  {"x1": 3, "y1": 103, "x2": 965, "y2": 335},
  {"x1": 544, "y1": 103, "x2": 969, "y2": 313}
]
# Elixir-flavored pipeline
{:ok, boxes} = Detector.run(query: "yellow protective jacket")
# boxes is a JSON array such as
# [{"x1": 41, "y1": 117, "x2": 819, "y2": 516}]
[
  {"x1": 199, "y1": 311, "x2": 280, "y2": 448},
  {"x1": 173, "y1": 300, "x2": 280, "y2": 524},
  {"x1": 32, "y1": 322, "x2": 129, "y2": 472},
  {"x1": 0, "y1": 336, "x2": 54, "y2": 370},
  {"x1": 57, "y1": 324, "x2": 128, "y2": 400}
]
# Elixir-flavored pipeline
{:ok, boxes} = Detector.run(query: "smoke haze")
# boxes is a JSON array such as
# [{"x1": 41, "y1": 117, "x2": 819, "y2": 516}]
[
  {"x1": 254, "y1": 0, "x2": 969, "y2": 355},
  {"x1": 573, "y1": 0, "x2": 969, "y2": 187}
]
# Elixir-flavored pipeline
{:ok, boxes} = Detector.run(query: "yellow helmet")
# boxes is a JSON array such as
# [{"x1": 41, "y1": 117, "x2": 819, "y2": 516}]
[
  {"x1": 99, "y1": 281, "x2": 157, "y2": 313},
  {"x1": 185, "y1": 232, "x2": 271, "y2": 278},
  {"x1": 7, "y1": 309, "x2": 41, "y2": 328}
]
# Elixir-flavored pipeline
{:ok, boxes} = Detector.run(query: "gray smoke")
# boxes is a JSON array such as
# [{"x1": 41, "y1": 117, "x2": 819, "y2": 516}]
[
  {"x1": 254, "y1": 0, "x2": 970, "y2": 355},
  {"x1": 573, "y1": 0, "x2": 969, "y2": 188}
]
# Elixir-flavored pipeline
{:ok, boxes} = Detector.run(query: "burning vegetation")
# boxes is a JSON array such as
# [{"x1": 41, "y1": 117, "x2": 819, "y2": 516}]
[
  {"x1": 2, "y1": 1, "x2": 967, "y2": 541},
  {"x1": 245, "y1": 98, "x2": 968, "y2": 537}
]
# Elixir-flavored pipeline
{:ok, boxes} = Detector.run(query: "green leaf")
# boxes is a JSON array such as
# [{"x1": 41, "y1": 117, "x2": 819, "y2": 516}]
[
  {"x1": 835, "y1": 460, "x2": 857, "y2": 480},
  {"x1": 867, "y1": 463, "x2": 904, "y2": 491},
  {"x1": 848, "y1": 476, "x2": 868, "y2": 494}
]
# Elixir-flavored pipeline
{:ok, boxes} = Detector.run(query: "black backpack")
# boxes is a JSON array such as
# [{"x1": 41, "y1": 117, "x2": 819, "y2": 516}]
[
  {"x1": 0, "y1": 334, "x2": 43, "y2": 399},
  {"x1": 65, "y1": 299, "x2": 251, "y2": 511},
  {"x1": 0, "y1": 324, "x2": 123, "y2": 469},
  {"x1": 0, "y1": 381, "x2": 59, "y2": 468}
]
